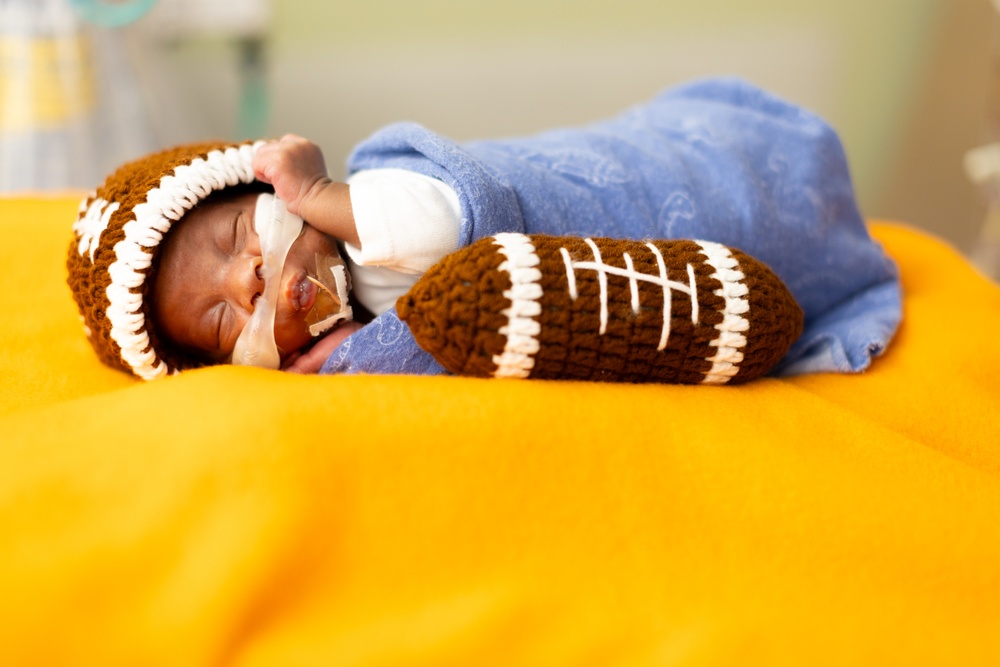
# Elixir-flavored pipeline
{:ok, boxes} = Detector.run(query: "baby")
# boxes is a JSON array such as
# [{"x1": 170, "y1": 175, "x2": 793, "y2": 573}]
[
  {"x1": 68, "y1": 78, "x2": 902, "y2": 380},
  {"x1": 67, "y1": 128, "x2": 473, "y2": 379},
  {"x1": 151, "y1": 134, "x2": 462, "y2": 374}
]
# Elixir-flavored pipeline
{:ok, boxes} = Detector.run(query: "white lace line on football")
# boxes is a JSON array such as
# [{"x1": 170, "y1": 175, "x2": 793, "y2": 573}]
[
  {"x1": 560, "y1": 240, "x2": 698, "y2": 347},
  {"x1": 95, "y1": 141, "x2": 264, "y2": 380},
  {"x1": 644, "y1": 242, "x2": 671, "y2": 351},
  {"x1": 695, "y1": 240, "x2": 750, "y2": 385},
  {"x1": 491, "y1": 233, "x2": 543, "y2": 379}
]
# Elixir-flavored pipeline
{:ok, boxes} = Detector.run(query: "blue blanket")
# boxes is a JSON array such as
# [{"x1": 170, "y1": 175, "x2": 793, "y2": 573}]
[{"x1": 321, "y1": 78, "x2": 901, "y2": 377}]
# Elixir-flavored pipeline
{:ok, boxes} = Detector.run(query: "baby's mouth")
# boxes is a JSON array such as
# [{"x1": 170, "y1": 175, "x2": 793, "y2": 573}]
[
  {"x1": 289, "y1": 269, "x2": 318, "y2": 313},
  {"x1": 298, "y1": 252, "x2": 353, "y2": 336}
]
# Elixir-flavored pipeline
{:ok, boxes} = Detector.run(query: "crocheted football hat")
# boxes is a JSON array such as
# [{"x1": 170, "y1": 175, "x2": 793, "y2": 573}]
[{"x1": 67, "y1": 140, "x2": 264, "y2": 380}]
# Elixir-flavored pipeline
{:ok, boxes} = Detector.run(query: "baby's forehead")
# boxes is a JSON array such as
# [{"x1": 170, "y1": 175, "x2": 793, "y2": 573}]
[
  {"x1": 181, "y1": 182, "x2": 269, "y2": 224},
  {"x1": 167, "y1": 187, "x2": 261, "y2": 246},
  {"x1": 189, "y1": 187, "x2": 258, "y2": 222},
  {"x1": 156, "y1": 190, "x2": 249, "y2": 270}
]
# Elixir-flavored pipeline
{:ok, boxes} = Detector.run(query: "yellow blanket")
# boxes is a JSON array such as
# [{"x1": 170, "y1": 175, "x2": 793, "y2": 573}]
[{"x1": 1, "y1": 196, "x2": 998, "y2": 665}]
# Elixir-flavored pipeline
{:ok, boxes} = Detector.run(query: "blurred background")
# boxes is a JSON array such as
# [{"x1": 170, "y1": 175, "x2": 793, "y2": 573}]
[{"x1": 1, "y1": 0, "x2": 997, "y2": 276}]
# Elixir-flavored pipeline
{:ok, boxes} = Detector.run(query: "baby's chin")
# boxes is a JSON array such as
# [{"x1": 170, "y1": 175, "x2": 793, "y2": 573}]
[{"x1": 279, "y1": 320, "x2": 363, "y2": 372}]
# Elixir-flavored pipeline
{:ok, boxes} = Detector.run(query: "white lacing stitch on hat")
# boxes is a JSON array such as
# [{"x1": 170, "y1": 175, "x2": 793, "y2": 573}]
[
  {"x1": 74, "y1": 196, "x2": 119, "y2": 262},
  {"x1": 105, "y1": 141, "x2": 265, "y2": 380},
  {"x1": 696, "y1": 240, "x2": 749, "y2": 384}
]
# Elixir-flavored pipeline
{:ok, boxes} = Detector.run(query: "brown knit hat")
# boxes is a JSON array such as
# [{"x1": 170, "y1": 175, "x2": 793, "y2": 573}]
[{"x1": 67, "y1": 140, "x2": 264, "y2": 380}]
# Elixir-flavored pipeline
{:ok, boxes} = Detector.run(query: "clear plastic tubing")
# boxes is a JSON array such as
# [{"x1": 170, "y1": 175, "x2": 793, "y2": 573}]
[{"x1": 231, "y1": 193, "x2": 302, "y2": 369}]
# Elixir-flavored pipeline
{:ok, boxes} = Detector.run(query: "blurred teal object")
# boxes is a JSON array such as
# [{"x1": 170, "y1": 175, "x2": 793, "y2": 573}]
[
  {"x1": 238, "y1": 37, "x2": 269, "y2": 140},
  {"x1": 68, "y1": 0, "x2": 157, "y2": 27}
]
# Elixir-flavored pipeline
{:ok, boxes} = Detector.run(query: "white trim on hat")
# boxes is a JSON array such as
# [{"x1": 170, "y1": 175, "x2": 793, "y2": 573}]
[{"x1": 105, "y1": 141, "x2": 264, "y2": 380}]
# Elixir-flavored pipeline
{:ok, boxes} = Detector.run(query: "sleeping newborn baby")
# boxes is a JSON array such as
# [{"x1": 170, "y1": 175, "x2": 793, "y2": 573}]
[
  {"x1": 67, "y1": 133, "x2": 465, "y2": 378},
  {"x1": 67, "y1": 78, "x2": 901, "y2": 381},
  {"x1": 147, "y1": 133, "x2": 467, "y2": 374}
]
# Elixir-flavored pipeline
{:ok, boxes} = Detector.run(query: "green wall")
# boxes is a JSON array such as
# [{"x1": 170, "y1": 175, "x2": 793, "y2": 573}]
[{"x1": 267, "y1": 0, "x2": 942, "y2": 207}]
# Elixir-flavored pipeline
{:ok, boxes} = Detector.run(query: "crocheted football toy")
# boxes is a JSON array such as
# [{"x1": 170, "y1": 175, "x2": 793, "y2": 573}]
[
  {"x1": 67, "y1": 140, "x2": 265, "y2": 380},
  {"x1": 396, "y1": 233, "x2": 803, "y2": 384}
]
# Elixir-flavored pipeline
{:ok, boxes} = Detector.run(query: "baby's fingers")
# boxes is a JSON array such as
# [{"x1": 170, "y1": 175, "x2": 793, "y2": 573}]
[
  {"x1": 251, "y1": 136, "x2": 328, "y2": 207},
  {"x1": 251, "y1": 139, "x2": 290, "y2": 184}
]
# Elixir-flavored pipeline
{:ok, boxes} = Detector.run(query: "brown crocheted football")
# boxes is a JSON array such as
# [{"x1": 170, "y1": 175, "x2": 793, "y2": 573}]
[{"x1": 396, "y1": 233, "x2": 803, "y2": 384}]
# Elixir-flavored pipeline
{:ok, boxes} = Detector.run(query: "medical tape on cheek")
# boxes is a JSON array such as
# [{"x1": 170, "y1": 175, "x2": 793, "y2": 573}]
[
  {"x1": 231, "y1": 193, "x2": 303, "y2": 368},
  {"x1": 305, "y1": 251, "x2": 353, "y2": 336}
]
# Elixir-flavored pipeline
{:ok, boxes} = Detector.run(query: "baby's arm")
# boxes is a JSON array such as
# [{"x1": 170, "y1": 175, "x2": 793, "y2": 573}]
[{"x1": 252, "y1": 134, "x2": 361, "y2": 247}]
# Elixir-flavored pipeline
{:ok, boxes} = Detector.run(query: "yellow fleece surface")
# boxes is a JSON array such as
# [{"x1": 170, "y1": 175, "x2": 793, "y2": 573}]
[{"x1": 1, "y1": 196, "x2": 998, "y2": 665}]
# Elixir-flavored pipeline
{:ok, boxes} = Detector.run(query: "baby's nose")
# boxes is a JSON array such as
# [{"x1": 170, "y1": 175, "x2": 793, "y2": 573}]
[{"x1": 234, "y1": 255, "x2": 265, "y2": 311}]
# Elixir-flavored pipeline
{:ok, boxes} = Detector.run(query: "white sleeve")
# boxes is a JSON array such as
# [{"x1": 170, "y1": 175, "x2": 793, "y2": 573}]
[{"x1": 344, "y1": 168, "x2": 462, "y2": 275}]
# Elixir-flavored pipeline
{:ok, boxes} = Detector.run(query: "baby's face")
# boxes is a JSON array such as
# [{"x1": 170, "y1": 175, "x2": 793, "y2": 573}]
[{"x1": 152, "y1": 191, "x2": 342, "y2": 365}]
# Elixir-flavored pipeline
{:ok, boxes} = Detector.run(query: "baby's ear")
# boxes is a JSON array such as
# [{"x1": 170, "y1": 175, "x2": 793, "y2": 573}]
[{"x1": 397, "y1": 234, "x2": 802, "y2": 385}]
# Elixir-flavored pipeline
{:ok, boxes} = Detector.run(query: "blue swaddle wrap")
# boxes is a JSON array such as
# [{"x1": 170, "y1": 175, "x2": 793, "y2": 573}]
[{"x1": 321, "y1": 78, "x2": 901, "y2": 378}]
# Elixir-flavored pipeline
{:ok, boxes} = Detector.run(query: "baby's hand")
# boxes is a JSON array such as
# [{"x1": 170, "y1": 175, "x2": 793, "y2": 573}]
[
  {"x1": 252, "y1": 134, "x2": 331, "y2": 218},
  {"x1": 252, "y1": 135, "x2": 359, "y2": 247}
]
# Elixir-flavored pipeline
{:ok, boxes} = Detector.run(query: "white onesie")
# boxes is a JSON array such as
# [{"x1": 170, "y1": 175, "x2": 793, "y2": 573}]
[{"x1": 343, "y1": 168, "x2": 463, "y2": 316}]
